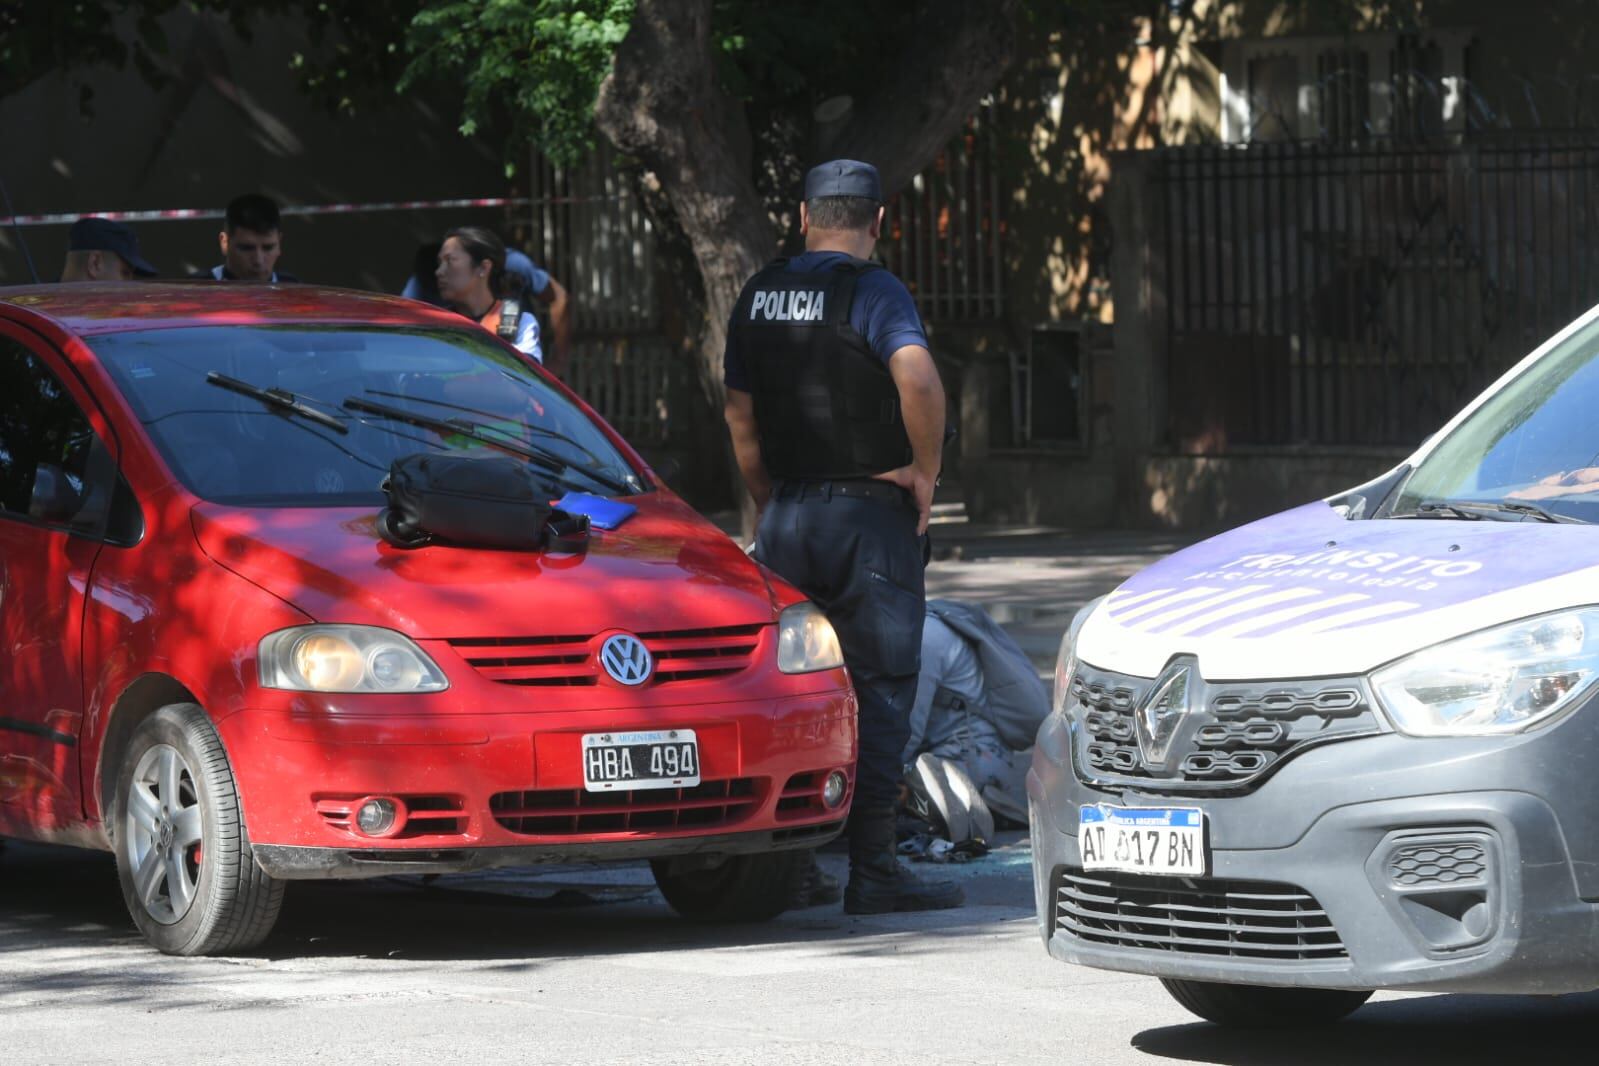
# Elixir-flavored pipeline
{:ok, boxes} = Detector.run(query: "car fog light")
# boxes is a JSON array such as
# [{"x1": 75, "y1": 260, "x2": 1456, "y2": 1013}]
[
  {"x1": 823, "y1": 771, "x2": 849, "y2": 809},
  {"x1": 356, "y1": 798, "x2": 400, "y2": 837}
]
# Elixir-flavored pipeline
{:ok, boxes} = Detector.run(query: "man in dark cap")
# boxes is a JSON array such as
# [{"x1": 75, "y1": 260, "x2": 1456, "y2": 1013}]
[
  {"x1": 722, "y1": 159, "x2": 961, "y2": 914},
  {"x1": 59, "y1": 217, "x2": 158, "y2": 282}
]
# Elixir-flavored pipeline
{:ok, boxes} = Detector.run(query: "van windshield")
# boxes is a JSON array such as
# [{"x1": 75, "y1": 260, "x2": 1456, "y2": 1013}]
[
  {"x1": 1391, "y1": 314, "x2": 1599, "y2": 522},
  {"x1": 91, "y1": 325, "x2": 644, "y2": 507}
]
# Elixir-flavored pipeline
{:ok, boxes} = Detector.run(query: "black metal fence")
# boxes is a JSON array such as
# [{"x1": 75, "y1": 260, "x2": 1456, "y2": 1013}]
[
  {"x1": 879, "y1": 112, "x2": 1006, "y2": 322},
  {"x1": 1157, "y1": 136, "x2": 1599, "y2": 452}
]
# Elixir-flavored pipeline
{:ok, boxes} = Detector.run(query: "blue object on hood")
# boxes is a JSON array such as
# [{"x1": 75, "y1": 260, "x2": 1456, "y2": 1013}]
[{"x1": 556, "y1": 491, "x2": 637, "y2": 530}]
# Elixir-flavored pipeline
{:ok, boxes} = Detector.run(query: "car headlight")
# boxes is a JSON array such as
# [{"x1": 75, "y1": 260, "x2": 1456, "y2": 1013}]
[
  {"x1": 1372, "y1": 608, "x2": 1599, "y2": 736},
  {"x1": 259, "y1": 625, "x2": 449, "y2": 693},
  {"x1": 777, "y1": 602, "x2": 845, "y2": 674},
  {"x1": 1054, "y1": 596, "x2": 1105, "y2": 714}
]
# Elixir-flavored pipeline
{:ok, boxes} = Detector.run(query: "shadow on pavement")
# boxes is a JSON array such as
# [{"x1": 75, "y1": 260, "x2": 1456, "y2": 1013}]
[
  {"x1": 0, "y1": 839, "x2": 1034, "y2": 973},
  {"x1": 1134, "y1": 990, "x2": 1599, "y2": 1065}
]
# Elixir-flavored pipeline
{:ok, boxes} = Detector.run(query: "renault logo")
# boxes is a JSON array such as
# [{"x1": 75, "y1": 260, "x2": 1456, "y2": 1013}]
[
  {"x1": 1136, "y1": 661, "x2": 1196, "y2": 767},
  {"x1": 600, "y1": 633, "x2": 653, "y2": 686}
]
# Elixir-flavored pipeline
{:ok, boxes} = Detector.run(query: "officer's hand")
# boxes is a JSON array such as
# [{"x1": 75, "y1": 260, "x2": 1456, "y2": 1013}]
[{"x1": 874, "y1": 465, "x2": 936, "y2": 535}]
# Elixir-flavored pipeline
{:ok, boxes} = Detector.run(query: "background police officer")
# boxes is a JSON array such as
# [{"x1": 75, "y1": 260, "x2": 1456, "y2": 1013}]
[{"x1": 723, "y1": 159, "x2": 962, "y2": 914}]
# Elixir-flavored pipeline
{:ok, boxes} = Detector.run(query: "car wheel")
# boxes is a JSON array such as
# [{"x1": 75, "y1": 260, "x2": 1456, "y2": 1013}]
[
  {"x1": 1161, "y1": 979, "x2": 1372, "y2": 1028},
  {"x1": 112, "y1": 703, "x2": 286, "y2": 956},
  {"x1": 650, "y1": 851, "x2": 805, "y2": 923}
]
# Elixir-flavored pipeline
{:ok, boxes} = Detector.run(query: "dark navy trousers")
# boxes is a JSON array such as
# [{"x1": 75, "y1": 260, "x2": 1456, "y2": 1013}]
[{"x1": 754, "y1": 483, "x2": 926, "y2": 808}]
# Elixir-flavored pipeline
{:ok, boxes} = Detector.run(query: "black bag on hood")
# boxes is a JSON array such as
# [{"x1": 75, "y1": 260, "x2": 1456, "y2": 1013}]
[{"x1": 377, "y1": 452, "x2": 588, "y2": 552}]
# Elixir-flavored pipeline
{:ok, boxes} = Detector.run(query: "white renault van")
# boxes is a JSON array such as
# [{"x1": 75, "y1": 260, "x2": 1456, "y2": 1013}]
[{"x1": 1030, "y1": 304, "x2": 1599, "y2": 1027}]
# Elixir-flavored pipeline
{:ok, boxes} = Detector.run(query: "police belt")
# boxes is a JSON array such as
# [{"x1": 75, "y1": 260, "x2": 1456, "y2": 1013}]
[{"x1": 772, "y1": 478, "x2": 914, "y2": 508}]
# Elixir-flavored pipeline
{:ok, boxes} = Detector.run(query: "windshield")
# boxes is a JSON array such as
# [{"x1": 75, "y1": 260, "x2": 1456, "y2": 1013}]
[
  {"x1": 1391, "y1": 313, "x2": 1599, "y2": 521},
  {"x1": 91, "y1": 326, "x2": 644, "y2": 506}
]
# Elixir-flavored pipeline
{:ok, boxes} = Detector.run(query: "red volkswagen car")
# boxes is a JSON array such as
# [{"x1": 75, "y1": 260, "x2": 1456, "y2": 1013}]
[{"x1": 0, "y1": 284, "x2": 856, "y2": 955}]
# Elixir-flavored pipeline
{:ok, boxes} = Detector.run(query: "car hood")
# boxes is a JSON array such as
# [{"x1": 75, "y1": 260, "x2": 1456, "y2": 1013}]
[
  {"x1": 191, "y1": 494, "x2": 779, "y2": 639},
  {"x1": 1077, "y1": 502, "x2": 1599, "y2": 679}
]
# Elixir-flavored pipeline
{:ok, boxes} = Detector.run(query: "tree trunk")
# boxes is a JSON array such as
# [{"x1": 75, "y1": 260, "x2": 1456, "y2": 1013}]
[
  {"x1": 595, "y1": 0, "x2": 1020, "y2": 533},
  {"x1": 595, "y1": 0, "x2": 774, "y2": 531},
  {"x1": 828, "y1": 0, "x2": 1020, "y2": 195},
  {"x1": 592, "y1": 0, "x2": 772, "y2": 395}
]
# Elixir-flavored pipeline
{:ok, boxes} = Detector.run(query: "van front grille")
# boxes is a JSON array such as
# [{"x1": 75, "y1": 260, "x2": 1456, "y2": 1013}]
[
  {"x1": 1054, "y1": 868, "x2": 1347, "y2": 961},
  {"x1": 1070, "y1": 663, "x2": 1379, "y2": 792}
]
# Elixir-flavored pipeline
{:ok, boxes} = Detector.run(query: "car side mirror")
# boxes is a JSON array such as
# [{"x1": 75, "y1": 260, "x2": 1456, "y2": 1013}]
[{"x1": 29, "y1": 464, "x2": 85, "y2": 524}]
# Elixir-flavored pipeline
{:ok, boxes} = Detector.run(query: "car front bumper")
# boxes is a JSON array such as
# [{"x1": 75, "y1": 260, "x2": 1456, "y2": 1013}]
[
  {"x1": 254, "y1": 825, "x2": 840, "y2": 879},
  {"x1": 1028, "y1": 702, "x2": 1599, "y2": 995},
  {"x1": 219, "y1": 687, "x2": 856, "y2": 878}
]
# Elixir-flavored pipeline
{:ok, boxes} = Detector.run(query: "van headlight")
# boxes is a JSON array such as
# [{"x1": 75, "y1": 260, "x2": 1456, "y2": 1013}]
[
  {"x1": 777, "y1": 602, "x2": 845, "y2": 674},
  {"x1": 259, "y1": 625, "x2": 449, "y2": 693},
  {"x1": 1053, "y1": 627, "x2": 1077, "y2": 715},
  {"x1": 1372, "y1": 609, "x2": 1599, "y2": 736},
  {"x1": 1054, "y1": 595, "x2": 1105, "y2": 714}
]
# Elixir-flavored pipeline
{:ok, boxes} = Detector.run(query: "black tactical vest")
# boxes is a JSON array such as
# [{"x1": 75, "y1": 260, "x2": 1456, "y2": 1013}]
[{"x1": 729, "y1": 257, "x2": 914, "y2": 481}]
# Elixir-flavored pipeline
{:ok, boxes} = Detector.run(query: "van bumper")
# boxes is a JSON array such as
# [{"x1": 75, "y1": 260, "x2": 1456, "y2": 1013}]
[{"x1": 1028, "y1": 710, "x2": 1599, "y2": 995}]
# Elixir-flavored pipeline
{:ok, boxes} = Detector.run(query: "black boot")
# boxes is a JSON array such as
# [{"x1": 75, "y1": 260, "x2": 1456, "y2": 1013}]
[
  {"x1": 844, "y1": 805, "x2": 965, "y2": 915},
  {"x1": 787, "y1": 849, "x2": 842, "y2": 909}
]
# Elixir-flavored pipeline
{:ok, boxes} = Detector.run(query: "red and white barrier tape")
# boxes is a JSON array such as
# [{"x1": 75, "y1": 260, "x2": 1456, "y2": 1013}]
[{"x1": 0, "y1": 195, "x2": 610, "y2": 227}]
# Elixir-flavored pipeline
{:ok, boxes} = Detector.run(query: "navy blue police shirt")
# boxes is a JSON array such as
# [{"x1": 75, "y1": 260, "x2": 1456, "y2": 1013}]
[{"x1": 723, "y1": 251, "x2": 928, "y2": 392}]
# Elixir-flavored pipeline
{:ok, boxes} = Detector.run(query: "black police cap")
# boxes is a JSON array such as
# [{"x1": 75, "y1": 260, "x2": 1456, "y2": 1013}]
[
  {"x1": 68, "y1": 217, "x2": 158, "y2": 277},
  {"x1": 804, "y1": 159, "x2": 882, "y2": 203}
]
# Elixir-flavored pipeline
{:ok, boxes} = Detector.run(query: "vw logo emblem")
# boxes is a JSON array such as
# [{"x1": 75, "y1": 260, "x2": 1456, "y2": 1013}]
[{"x1": 599, "y1": 633, "x2": 653, "y2": 686}]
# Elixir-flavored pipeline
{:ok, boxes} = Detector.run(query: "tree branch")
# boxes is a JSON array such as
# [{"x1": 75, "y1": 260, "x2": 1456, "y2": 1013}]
[{"x1": 827, "y1": 0, "x2": 1021, "y2": 195}]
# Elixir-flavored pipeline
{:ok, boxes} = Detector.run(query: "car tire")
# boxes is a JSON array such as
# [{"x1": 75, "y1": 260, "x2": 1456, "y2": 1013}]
[
  {"x1": 650, "y1": 850, "x2": 805, "y2": 923},
  {"x1": 1160, "y1": 979, "x2": 1372, "y2": 1028},
  {"x1": 112, "y1": 702, "x2": 285, "y2": 956}
]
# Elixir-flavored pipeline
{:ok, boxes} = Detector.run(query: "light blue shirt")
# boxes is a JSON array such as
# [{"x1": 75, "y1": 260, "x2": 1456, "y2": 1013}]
[
  {"x1": 905, "y1": 615, "x2": 988, "y2": 760},
  {"x1": 508, "y1": 309, "x2": 542, "y2": 363}
]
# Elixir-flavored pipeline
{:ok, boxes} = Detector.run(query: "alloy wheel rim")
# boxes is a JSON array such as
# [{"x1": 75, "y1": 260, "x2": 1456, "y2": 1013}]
[{"x1": 125, "y1": 744, "x2": 203, "y2": 925}]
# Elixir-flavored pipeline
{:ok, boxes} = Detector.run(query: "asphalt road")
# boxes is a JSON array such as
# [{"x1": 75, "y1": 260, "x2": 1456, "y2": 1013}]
[
  {"x1": 7, "y1": 836, "x2": 1599, "y2": 1065},
  {"x1": 9, "y1": 531, "x2": 1599, "y2": 1063}
]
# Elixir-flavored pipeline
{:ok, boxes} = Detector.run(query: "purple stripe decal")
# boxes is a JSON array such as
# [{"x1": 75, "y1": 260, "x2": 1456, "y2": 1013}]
[
  {"x1": 1167, "y1": 589, "x2": 1347, "y2": 638},
  {"x1": 1202, "y1": 593, "x2": 1372, "y2": 639},
  {"x1": 1132, "y1": 585, "x2": 1276, "y2": 630}
]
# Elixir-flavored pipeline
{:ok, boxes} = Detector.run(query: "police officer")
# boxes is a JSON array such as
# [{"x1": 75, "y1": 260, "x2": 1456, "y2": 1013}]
[
  {"x1": 723, "y1": 159, "x2": 962, "y2": 914},
  {"x1": 59, "y1": 217, "x2": 158, "y2": 282}
]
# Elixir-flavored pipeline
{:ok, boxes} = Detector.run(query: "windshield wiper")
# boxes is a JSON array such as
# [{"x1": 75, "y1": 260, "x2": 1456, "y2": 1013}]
[
  {"x1": 207, "y1": 372, "x2": 348, "y2": 434},
  {"x1": 1414, "y1": 498, "x2": 1587, "y2": 524},
  {"x1": 1413, "y1": 500, "x2": 1487, "y2": 520},
  {"x1": 1489, "y1": 501, "x2": 1587, "y2": 524},
  {"x1": 359, "y1": 388, "x2": 613, "y2": 472},
  {"x1": 342, "y1": 396, "x2": 631, "y2": 495}
]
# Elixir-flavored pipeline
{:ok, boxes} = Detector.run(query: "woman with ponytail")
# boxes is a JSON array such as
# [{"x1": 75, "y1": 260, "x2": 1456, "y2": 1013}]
[{"x1": 434, "y1": 226, "x2": 543, "y2": 363}]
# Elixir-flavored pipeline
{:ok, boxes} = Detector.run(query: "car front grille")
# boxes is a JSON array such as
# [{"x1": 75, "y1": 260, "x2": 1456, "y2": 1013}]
[
  {"x1": 1070, "y1": 663, "x2": 1379, "y2": 792},
  {"x1": 489, "y1": 778, "x2": 761, "y2": 835},
  {"x1": 448, "y1": 624, "x2": 767, "y2": 687},
  {"x1": 1054, "y1": 868, "x2": 1348, "y2": 961}
]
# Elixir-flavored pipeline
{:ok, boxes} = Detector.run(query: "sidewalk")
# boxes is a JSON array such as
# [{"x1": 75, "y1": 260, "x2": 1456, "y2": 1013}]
[
  {"x1": 710, "y1": 500, "x2": 1191, "y2": 671},
  {"x1": 923, "y1": 508, "x2": 1193, "y2": 670}
]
